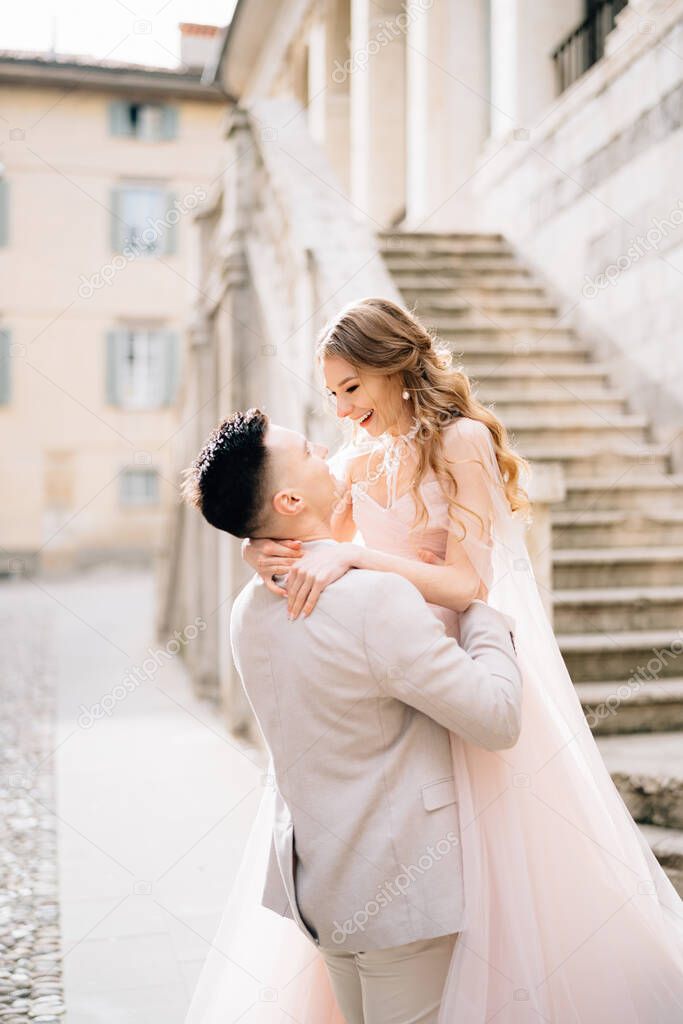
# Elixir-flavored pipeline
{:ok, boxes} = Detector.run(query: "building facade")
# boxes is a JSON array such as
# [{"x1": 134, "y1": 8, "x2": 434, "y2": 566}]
[{"x1": 0, "y1": 28, "x2": 227, "y2": 572}]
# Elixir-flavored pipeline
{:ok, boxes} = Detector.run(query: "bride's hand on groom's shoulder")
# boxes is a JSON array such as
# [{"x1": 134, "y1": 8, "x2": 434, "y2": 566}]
[
  {"x1": 287, "y1": 543, "x2": 359, "y2": 620},
  {"x1": 241, "y1": 537, "x2": 303, "y2": 596}
]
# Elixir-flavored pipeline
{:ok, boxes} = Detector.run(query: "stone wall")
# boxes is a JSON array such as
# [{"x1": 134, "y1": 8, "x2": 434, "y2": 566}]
[{"x1": 474, "y1": 1, "x2": 683, "y2": 466}]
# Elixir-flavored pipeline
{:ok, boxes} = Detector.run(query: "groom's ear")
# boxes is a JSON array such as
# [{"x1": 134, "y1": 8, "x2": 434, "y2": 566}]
[{"x1": 271, "y1": 489, "x2": 304, "y2": 518}]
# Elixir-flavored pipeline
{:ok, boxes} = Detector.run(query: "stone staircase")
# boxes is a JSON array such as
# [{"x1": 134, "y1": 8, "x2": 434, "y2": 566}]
[{"x1": 380, "y1": 230, "x2": 683, "y2": 896}]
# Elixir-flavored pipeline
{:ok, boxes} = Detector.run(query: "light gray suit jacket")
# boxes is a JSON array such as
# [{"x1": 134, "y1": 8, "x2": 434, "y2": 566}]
[{"x1": 230, "y1": 538, "x2": 522, "y2": 952}]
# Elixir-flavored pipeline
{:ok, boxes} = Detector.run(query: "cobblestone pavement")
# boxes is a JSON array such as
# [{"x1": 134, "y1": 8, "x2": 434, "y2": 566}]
[{"x1": 0, "y1": 585, "x2": 65, "y2": 1023}]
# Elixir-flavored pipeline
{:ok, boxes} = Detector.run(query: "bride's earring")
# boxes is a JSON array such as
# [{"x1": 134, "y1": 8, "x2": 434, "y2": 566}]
[{"x1": 402, "y1": 389, "x2": 410, "y2": 400}]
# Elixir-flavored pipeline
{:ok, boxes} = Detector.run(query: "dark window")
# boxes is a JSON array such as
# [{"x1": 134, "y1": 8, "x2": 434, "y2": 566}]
[
  {"x1": 108, "y1": 101, "x2": 178, "y2": 141},
  {"x1": 552, "y1": 1, "x2": 628, "y2": 94}
]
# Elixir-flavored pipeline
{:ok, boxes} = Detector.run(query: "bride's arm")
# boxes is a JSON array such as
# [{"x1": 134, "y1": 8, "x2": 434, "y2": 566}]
[
  {"x1": 286, "y1": 538, "x2": 482, "y2": 619},
  {"x1": 348, "y1": 543, "x2": 482, "y2": 610}
]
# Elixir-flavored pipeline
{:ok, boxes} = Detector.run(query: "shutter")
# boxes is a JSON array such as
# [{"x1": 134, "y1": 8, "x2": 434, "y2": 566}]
[
  {"x1": 108, "y1": 100, "x2": 132, "y2": 137},
  {"x1": 162, "y1": 330, "x2": 180, "y2": 404},
  {"x1": 160, "y1": 106, "x2": 179, "y2": 141},
  {"x1": 106, "y1": 329, "x2": 124, "y2": 405},
  {"x1": 147, "y1": 469, "x2": 160, "y2": 503},
  {"x1": 0, "y1": 180, "x2": 8, "y2": 247},
  {"x1": 0, "y1": 329, "x2": 10, "y2": 405},
  {"x1": 110, "y1": 187, "x2": 125, "y2": 252},
  {"x1": 164, "y1": 191, "x2": 178, "y2": 255}
]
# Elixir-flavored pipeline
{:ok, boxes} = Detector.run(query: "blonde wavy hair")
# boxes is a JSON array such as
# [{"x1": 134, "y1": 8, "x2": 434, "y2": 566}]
[{"x1": 316, "y1": 296, "x2": 531, "y2": 536}]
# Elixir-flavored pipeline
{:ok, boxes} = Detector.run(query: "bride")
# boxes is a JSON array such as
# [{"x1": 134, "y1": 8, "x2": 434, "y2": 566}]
[{"x1": 186, "y1": 297, "x2": 683, "y2": 1023}]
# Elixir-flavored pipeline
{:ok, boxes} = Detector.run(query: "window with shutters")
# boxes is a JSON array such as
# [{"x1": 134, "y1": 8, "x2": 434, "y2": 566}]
[
  {"x1": 120, "y1": 468, "x2": 159, "y2": 506},
  {"x1": 0, "y1": 178, "x2": 8, "y2": 247},
  {"x1": 111, "y1": 185, "x2": 176, "y2": 255},
  {"x1": 108, "y1": 101, "x2": 178, "y2": 141},
  {"x1": 107, "y1": 327, "x2": 178, "y2": 409}
]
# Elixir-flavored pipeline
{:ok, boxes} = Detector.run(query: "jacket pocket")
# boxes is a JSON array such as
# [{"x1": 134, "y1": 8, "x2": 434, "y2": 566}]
[{"x1": 421, "y1": 775, "x2": 458, "y2": 811}]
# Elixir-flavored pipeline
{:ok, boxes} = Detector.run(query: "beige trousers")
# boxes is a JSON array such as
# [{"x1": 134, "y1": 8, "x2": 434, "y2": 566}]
[{"x1": 319, "y1": 933, "x2": 458, "y2": 1024}]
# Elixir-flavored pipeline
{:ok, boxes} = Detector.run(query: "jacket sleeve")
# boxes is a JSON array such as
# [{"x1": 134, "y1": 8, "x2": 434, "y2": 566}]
[{"x1": 363, "y1": 573, "x2": 523, "y2": 751}]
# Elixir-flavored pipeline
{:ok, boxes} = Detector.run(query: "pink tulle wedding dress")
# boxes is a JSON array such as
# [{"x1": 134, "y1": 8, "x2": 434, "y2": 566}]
[{"x1": 186, "y1": 415, "x2": 683, "y2": 1023}]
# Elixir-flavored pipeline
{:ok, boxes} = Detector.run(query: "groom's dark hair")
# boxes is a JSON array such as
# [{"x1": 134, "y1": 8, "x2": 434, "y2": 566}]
[{"x1": 182, "y1": 408, "x2": 271, "y2": 537}]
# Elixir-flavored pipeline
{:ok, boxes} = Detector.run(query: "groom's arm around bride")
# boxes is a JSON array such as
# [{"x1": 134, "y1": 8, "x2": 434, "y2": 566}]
[{"x1": 363, "y1": 572, "x2": 522, "y2": 753}]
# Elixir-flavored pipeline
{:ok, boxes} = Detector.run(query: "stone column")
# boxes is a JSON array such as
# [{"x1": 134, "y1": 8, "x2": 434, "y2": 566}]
[
  {"x1": 189, "y1": 317, "x2": 221, "y2": 702},
  {"x1": 324, "y1": 0, "x2": 352, "y2": 195},
  {"x1": 489, "y1": 0, "x2": 583, "y2": 136},
  {"x1": 405, "y1": 0, "x2": 489, "y2": 230},
  {"x1": 350, "y1": 0, "x2": 407, "y2": 227}
]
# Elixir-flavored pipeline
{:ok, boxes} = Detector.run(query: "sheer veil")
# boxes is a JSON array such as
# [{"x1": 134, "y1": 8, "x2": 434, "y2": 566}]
[
  {"x1": 423, "y1": 417, "x2": 683, "y2": 1021},
  {"x1": 186, "y1": 417, "x2": 683, "y2": 1023}
]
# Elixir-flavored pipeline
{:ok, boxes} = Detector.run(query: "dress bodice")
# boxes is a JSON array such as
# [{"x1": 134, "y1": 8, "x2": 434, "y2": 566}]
[{"x1": 351, "y1": 475, "x2": 461, "y2": 639}]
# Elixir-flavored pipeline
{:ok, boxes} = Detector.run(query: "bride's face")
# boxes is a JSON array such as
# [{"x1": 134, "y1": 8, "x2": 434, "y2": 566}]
[{"x1": 323, "y1": 355, "x2": 404, "y2": 437}]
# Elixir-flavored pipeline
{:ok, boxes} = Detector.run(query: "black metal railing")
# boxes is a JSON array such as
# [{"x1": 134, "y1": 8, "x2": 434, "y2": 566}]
[{"x1": 552, "y1": 0, "x2": 628, "y2": 94}]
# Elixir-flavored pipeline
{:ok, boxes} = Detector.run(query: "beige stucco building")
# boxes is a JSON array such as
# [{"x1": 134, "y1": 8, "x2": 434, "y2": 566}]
[{"x1": 0, "y1": 27, "x2": 227, "y2": 572}]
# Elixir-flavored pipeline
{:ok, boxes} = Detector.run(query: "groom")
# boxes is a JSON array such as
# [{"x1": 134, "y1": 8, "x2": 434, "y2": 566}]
[{"x1": 183, "y1": 408, "x2": 523, "y2": 1024}]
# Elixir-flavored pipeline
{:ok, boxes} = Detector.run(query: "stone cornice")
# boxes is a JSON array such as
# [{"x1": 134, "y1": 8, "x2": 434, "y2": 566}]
[
  {"x1": 0, "y1": 52, "x2": 228, "y2": 102},
  {"x1": 210, "y1": 0, "x2": 313, "y2": 102}
]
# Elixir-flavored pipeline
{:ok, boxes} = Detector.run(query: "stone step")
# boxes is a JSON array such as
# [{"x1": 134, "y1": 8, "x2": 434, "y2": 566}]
[
  {"x1": 578, "y1": 679, "x2": 683, "y2": 735},
  {"x1": 404, "y1": 291, "x2": 558, "y2": 317},
  {"x1": 639, "y1": 824, "x2": 683, "y2": 895},
  {"x1": 383, "y1": 262, "x2": 537, "y2": 287},
  {"x1": 553, "y1": 510, "x2": 683, "y2": 548},
  {"x1": 561, "y1": 474, "x2": 683, "y2": 512},
  {"x1": 553, "y1": 546, "x2": 683, "y2": 589},
  {"x1": 386, "y1": 271, "x2": 545, "y2": 295},
  {"x1": 558, "y1": 628, "x2": 683, "y2": 683},
  {"x1": 554, "y1": 584, "x2": 683, "y2": 632},
  {"x1": 508, "y1": 416, "x2": 650, "y2": 451},
  {"x1": 446, "y1": 337, "x2": 590, "y2": 369},
  {"x1": 466, "y1": 362, "x2": 612, "y2": 391},
  {"x1": 507, "y1": 405, "x2": 647, "y2": 430},
  {"x1": 445, "y1": 325, "x2": 580, "y2": 343},
  {"x1": 597, "y1": 731, "x2": 683, "y2": 830},
  {"x1": 477, "y1": 389, "x2": 628, "y2": 420},
  {"x1": 523, "y1": 445, "x2": 670, "y2": 479},
  {"x1": 385, "y1": 252, "x2": 527, "y2": 272},
  {"x1": 456, "y1": 288, "x2": 562, "y2": 309},
  {"x1": 379, "y1": 231, "x2": 511, "y2": 255},
  {"x1": 507, "y1": 410, "x2": 646, "y2": 430},
  {"x1": 430, "y1": 309, "x2": 567, "y2": 329}
]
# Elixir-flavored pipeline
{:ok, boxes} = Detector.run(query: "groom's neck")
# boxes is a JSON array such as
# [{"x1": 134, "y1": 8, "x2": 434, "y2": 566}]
[
  {"x1": 264, "y1": 514, "x2": 334, "y2": 543},
  {"x1": 297, "y1": 524, "x2": 334, "y2": 542},
  {"x1": 287, "y1": 521, "x2": 334, "y2": 542}
]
